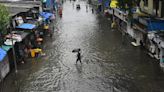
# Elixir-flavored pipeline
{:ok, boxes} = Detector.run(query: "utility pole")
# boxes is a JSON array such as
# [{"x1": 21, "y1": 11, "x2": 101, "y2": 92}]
[{"x1": 10, "y1": 27, "x2": 18, "y2": 73}]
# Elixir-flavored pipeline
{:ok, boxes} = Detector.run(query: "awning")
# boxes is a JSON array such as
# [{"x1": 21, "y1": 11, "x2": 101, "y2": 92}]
[
  {"x1": 16, "y1": 23, "x2": 36, "y2": 30},
  {"x1": 40, "y1": 12, "x2": 53, "y2": 20},
  {"x1": 147, "y1": 20, "x2": 164, "y2": 31},
  {"x1": 0, "y1": 48, "x2": 7, "y2": 62},
  {"x1": 5, "y1": 31, "x2": 30, "y2": 42},
  {"x1": 12, "y1": 31, "x2": 29, "y2": 41},
  {"x1": 7, "y1": 7, "x2": 30, "y2": 16}
]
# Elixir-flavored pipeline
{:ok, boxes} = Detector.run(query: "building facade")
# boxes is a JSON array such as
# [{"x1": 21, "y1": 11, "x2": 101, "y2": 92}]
[{"x1": 140, "y1": 0, "x2": 164, "y2": 18}]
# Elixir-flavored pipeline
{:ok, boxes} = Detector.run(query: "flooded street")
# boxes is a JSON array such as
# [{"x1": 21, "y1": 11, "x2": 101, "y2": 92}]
[{"x1": 1, "y1": 0, "x2": 164, "y2": 92}]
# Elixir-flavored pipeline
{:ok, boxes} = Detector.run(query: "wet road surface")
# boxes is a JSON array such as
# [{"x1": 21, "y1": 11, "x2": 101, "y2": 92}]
[{"x1": 1, "y1": 0, "x2": 164, "y2": 92}]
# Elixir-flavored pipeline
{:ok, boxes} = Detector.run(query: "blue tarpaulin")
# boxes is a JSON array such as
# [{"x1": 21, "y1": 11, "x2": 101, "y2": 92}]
[
  {"x1": 147, "y1": 20, "x2": 164, "y2": 31},
  {"x1": 98, "y1": 0, "x2": 102, "y2": 3},
  {"x1": 16, "y1": 23, "x2": 36, "y2": 30},
  {"x1": 40, "y1": 12, "x2": 53, "y2": 20},
  {"x1": 0, "y1": 48, "x2": 7, "y2": 62}
]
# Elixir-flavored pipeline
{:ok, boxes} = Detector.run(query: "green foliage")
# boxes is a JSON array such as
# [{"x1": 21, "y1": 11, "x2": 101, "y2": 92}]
[
  {"x1": 0, "y1": 4, "x2": 10, "y2": 35},
  {"x1": 0, "y1": 4, "x2": 10, "y2": 45}
]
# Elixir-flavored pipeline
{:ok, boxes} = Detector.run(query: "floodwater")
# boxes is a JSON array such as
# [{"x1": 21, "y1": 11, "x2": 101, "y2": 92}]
[{"x1": 1, "y1": 0, "x2": 164, "y2": 92}]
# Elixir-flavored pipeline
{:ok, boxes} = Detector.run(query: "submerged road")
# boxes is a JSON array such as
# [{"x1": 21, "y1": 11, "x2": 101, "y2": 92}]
[{"x1": 1, "y1": 0, "x2": 164, "y2": 92}]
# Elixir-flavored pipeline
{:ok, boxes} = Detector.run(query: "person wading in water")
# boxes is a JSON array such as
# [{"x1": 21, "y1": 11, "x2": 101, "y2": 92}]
[
  {"x1": 76, "y1": 50, "x2": 82, "y2": 64},
  {"x1": 72, "y1": 48, "x2": 82, "y2": 64}
]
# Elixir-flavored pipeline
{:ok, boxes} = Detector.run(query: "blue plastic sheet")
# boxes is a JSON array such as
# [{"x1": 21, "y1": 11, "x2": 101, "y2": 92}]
[
  {"x1": 98, "y1": 0, "x2": 102, "y2": 3},
  {"x1": 40, "y1": 12, "x2": 53, "y2": 20},
  {"x1": 0, "y1": 48, "x2": 7, "y2": 62},
  {"x1": 16, "y1": 23, "x2": 36, "y2": 30},
  {"x1": 105, "y1": 0, "x2": 110, "y2": 7},
  {"x1": 147, "y1": 20, "x2": 164, "y2": 31}
]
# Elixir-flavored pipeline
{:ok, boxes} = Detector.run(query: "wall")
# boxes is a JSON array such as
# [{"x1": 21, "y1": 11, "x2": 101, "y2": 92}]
[
  {"x1": 140, "y1": 0, "x2": 164, "y2": 18},
  {"x1": 140, "y1": 0, "x2": 153, "y2": 15},
  {"x1": 148, "y1": 0, "x2": 154, "y2": 15}
]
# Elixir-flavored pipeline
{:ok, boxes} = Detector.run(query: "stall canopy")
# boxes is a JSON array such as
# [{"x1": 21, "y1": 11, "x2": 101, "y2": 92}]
[
  {"x1": 16, "y1": 23, "x2": 36, "y2": 30},
  {"x1": 0, "y1": 48, "x2": 7, "y2": 62},
  {"x1": 40, "y1": 12, "x2": 53, "y2": 20},
  {"x1": 147, "y1": 20, "x2": 164, "y2": 31},
  {"x1": 6, "y1": 6, "x2": 31, "y2": 17}
]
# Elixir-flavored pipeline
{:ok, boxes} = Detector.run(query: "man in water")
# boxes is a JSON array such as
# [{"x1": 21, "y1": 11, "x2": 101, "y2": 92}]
[{"x1": 76, "y1": 51, "x2": 82, "y2": 64}]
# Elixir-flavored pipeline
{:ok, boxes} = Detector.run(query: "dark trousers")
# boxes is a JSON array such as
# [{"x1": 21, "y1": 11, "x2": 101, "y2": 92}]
[{"x1": 76, "y1": 58, "x2": 81, "y2": 63}]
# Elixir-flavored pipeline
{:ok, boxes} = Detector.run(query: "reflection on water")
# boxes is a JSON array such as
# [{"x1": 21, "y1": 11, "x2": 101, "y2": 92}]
[{"x1": 75, "y1": 64, "x2": 82, "y2": 74}]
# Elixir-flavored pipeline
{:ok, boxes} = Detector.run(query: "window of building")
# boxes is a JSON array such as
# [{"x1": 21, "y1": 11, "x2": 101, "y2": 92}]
[
  {"x1": 153, "y1": 0, "x2": 159, "y2": 16},
  {"x1": 153, "y1": 0, "x2": 159, "y2": 10}
]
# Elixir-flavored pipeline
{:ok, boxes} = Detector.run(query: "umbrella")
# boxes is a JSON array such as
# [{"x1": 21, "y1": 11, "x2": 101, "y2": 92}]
[{"x1": 72, "y1": 48, "x2": 81, "y2": 53}]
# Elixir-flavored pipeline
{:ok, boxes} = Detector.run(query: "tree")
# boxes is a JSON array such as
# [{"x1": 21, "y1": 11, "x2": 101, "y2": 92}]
[{"x1": 0, "y1": 4, "x2": 10, "y2": 45}]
